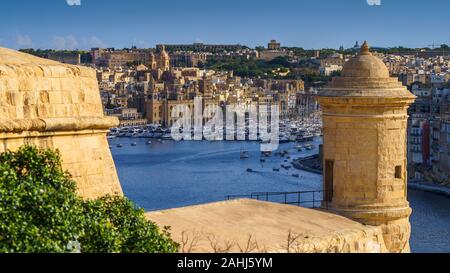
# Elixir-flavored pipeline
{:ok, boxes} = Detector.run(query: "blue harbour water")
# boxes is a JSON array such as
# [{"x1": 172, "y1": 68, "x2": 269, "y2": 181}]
[{"x1": 110, "y1": 138, "x2": 450, "y2": 253}]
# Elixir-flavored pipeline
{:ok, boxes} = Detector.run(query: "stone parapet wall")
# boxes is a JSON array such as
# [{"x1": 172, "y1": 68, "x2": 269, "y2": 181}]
[
  {"x1": 0, "y1": 117, "x2": 118, "y2": 132},
  {"x1": 0, "y1": 130, "x2": 122, "y2": 199},
  {"x1": 147, "y1": 199, "x2": 391, "y2": 253},
  {"x1": 0, "y1": 47, "x2": 122, "y2": 199}
]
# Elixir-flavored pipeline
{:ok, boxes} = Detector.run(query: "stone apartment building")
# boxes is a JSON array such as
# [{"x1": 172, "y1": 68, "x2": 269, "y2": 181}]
[
  {"x1": 91, "y1": 47, "x2": 165, "y2": 68},
  {"x1": 431, "y1": 97, "x2": 450, "y2": 182},
  {"x1": 258, "y1": 40, "x2": 293, "y2": 61},
  {"x1": 161, "y1": 43, "x2": 246, "y2": 53},
  {"x1": 170, "y1": 52, "x2": 208, "y2": 67},
  {"x1": 47, "y1": 51, "x2": 81, "y2": 65},
  {"x1": 106, "y1": 108, "x2": 147, "y2": 127}
]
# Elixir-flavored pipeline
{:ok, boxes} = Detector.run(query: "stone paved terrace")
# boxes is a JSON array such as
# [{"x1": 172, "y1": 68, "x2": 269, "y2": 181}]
[{"x1": 146, "y1": 199, "x2": 388, "y2": 253}]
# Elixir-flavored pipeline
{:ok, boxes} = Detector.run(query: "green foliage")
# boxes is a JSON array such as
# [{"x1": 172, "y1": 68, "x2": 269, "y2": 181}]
[
  {"x1": 80, "y1": 196, "x2": 178, "y2": 253},
  {"x1": 0, "y1": 147, "x2": 83, "y2": 252},
  {"x1": 105, "y1": 102, "x2": 119, "y2": 110},
  {"x1": 0, "y1": 146, "x2": 179, "y2": 253},
  {"x1": 205, "y1": 57, "x2": 290, "y2": 78},
  {"x1": 19, "y1": 49, "x2": 90, "y2": 57},
  {"x1": 289, "y1": 68, "x2": 331, "y2": 85}
]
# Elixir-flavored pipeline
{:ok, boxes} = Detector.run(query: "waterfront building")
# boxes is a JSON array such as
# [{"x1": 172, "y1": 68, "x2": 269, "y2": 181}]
[
  {"x1": 108, "y1": 108, "x2": 148, "y2": 127},
  {"x1": 407, "y1": 85, "x2": 432, "y2": 178},
  {"x1": 430, "y1": 96, "x2": 450, "y2": 183}
]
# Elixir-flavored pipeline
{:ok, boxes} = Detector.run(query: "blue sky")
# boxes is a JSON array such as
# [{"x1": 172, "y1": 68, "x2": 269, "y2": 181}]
[{"x1": 0, "y1": 0, "x2": 449, "y2": 50}]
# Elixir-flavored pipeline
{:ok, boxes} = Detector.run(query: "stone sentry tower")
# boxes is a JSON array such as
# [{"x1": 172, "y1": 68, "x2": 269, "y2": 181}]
[{"x1": 317, "y1": 42, "x2": 416, "y2": 253}]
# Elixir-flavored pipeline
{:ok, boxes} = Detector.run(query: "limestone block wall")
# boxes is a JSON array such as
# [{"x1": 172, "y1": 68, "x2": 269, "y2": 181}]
[
  {"x1": 0, "y1": 47, "x2": 123, "y2": 199},
  {"x1": 322, "y1": 106, "x2": 410, "y2": 210},
  {"x1": 319, "y1": 97, "x2": 413, "y2": 253}
]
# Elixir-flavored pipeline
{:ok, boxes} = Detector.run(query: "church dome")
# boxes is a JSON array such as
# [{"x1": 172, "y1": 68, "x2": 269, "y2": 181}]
[{"x1": 341, "y1": 41, "x2": 389, "y2": 78}]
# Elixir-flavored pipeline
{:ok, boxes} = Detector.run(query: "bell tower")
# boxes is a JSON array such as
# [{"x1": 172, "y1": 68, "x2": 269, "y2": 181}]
[
  {"x1": 317, "y1": 42, "x2": 416, "y2": 253},
  {"x1": 149, "y1": 52, "x2": 157, "y2": 70},
  {"x1": 156, "y1": 45, "x2": 170, "y2": 71}
]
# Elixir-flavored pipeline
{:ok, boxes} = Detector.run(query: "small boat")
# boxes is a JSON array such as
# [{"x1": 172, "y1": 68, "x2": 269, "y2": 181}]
[
  {"x1": 273, "y1": 168, "x2": 280, "y2": 172},
  {"x1": 246, "y1": 168, "x2": 254, "y2": 173},
  {"x1": 240, "y1": 151, "x2": 250, "y2": 159},
  {"x1": 279, "y1": 137, "x2": 290, "y2": 144},
  {"x1": 292, "y1": 174, "x2": 300, "y2": 178},
  {"x1": 305, "y1": 145, "x2": 315, "y2": 151},
  {"x1": 131, "y1": 143, "x2": 137, "y2": 146},
  {"x1": 146, "y1": 141, "x2": 152, "y2": 145},
  {"x1": 116, "y1": 144, "x2": 123, "y2": 148}
]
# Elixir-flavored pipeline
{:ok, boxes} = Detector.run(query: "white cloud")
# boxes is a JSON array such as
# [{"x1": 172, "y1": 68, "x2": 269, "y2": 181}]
[
  {"x1": 66, "y1": 0, "x2": 81, "y2": 6},
  {"x1": 51, "y1": 35, "x2": 106, "y2": 50},
  {"x1": 52, "y1": 35, "x2": 79, "y2": 50},
  {"x1": 15, "y1": 34, "x2": 33, "y2": 48},
  {"x1": 367, "y1": 0, "x2": 381, "y2": 6},
  {"x1": 81, "y1": 36, "x2": 107, "y2": 48},
  {"x1": 195, "y1": 38, "x2": 204, "y2": 44}
]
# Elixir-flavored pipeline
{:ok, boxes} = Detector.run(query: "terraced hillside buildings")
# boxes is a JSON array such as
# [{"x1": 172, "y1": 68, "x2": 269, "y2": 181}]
[{"x1": 98, "y1": 60, "x2": 307, "y2": 127}]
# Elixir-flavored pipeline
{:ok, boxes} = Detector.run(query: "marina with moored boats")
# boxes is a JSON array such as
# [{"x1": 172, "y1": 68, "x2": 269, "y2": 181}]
[{"x1": 108, "y1": 116, "x2": 323, "y2": 145}]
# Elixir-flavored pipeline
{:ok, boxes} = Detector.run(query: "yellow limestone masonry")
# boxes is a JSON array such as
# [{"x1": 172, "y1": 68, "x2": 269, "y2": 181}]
[
  {"x1": 0, "y1": 47, "x2": 123, "y2": 199},
  {"x1": 317, "y1": 42, "x2": 416, "y2": 253}
]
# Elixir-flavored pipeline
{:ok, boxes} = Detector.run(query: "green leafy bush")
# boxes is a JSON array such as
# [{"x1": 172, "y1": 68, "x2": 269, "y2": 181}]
[{"x1": 0, "y1": 146, "x2": 179, "y2": 253}]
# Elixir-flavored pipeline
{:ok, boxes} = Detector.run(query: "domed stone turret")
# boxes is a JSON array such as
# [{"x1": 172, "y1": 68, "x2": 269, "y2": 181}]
[
  {"x1": 321, "y1": 41, "x2": 415, "y2": 100},
  {"x1": 340, "y1": 41, "x2": 389, "y2": 78},
  {"x1": 317, "y1": 41, "x2": 416, "y2": 253}
]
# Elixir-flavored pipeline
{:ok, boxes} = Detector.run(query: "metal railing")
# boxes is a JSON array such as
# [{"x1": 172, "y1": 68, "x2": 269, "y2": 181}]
[{"x1": 226, "y1": 190, "x2": 329, "y2": 209}]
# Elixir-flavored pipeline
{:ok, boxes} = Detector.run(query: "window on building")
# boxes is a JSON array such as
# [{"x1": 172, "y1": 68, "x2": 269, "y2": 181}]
[{"x1": 395, "y1": 166, "x2": 403, "y2": 179}]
